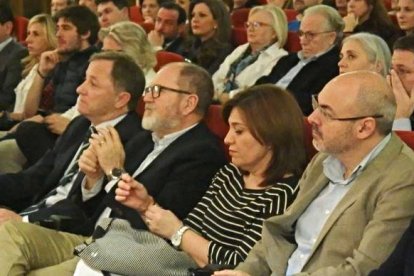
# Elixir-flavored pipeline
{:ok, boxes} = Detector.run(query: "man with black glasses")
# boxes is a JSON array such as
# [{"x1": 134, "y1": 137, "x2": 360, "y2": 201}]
[
  {"x1": 216, "y1": 71, "x2": 414, "y2": 276},
  {"x1": 0, "y1": 62, "x2": 226, "y2": 275}
]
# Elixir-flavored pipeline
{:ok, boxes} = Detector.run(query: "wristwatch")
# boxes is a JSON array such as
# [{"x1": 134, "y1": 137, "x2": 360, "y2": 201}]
[
  {"x1": 171, "y1": 225, "x2": 190, "y2": 249},
  {"x1": 106, "y1": 167, "x2": 125, "y2": 182}
]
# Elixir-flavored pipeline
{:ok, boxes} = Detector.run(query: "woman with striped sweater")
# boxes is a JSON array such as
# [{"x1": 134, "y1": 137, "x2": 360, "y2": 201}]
[{"x1": 78, "y1": 84, "x2": 307, "y2": 274}]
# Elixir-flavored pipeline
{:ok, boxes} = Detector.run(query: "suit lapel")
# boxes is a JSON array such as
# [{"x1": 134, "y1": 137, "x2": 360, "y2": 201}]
[{"x1": 305, "y1": 134, "x2": 404, "y2": 265}]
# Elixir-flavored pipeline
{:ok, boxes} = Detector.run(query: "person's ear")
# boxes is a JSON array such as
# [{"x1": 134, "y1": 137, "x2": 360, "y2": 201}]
[
  {"x1": 80, "y1": 30, "x2": 91, "y2": 42},
  {"x1": 181, "y1": 94, "x2": 199, "y2": 115},
  {"x1": 115, "y1": 91, "x2": 131, "y2": 109},
  {"x1": 355, "y1": 117, "x2": 377, "y2": 139}
]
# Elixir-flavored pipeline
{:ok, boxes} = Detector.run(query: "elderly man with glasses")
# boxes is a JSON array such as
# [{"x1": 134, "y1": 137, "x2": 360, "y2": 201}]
[
  {"x1": 0, "y1": 62, "x2": 226, "y2": 275},
  {"x1": 215, "y1": 71, "x2": 414, "y2": 276},
  {"x1": 256, "y1": 4, "x2": 343, "y2": 116}
]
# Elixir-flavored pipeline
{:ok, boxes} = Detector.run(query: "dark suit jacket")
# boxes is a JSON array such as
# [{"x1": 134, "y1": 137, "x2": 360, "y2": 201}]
[
  {"x1": 256, "y1": 46, "x2": 340, "y2": 116},
  {"x1": 369, "y1": 218, "x2": 414, "y2": 276},
  {"x1": 68, "y1": 122, "x2": 227, "y2": 236},
  {"x1": 164, "y1": 36, "x2": 185, "y2": 54},
  {"x1": 0, "y1": 39, "x2": 28, "y2": 110},
  {"x1": 0, "y1": 111, "x2": 142, "y2": 212}
]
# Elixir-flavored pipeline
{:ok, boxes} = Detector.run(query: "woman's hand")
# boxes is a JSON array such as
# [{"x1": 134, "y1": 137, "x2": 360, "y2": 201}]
[
  {"x1": 145, "y1": 204, "x2": 182, "y2": 239},
  {"x1": 343, "y1": 12, "x2": 358, "y2": 32}
]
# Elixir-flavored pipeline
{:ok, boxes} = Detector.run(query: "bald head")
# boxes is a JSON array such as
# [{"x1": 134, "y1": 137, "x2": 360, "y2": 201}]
[{"x1": 327, "y1": 71, "x2": 396, "y2": 135}]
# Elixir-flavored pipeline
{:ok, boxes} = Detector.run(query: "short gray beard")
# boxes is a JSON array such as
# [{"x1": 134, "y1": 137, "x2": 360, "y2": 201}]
[{"x1": 142, "y1": 115, "x2": 180, "y2": 133}]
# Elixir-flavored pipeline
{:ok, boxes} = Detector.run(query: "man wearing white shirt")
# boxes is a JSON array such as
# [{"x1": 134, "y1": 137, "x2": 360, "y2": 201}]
[
  {"x1": 0, "y1": 51, "x2": 144, "y2": 227},
  {"x1": 215, "y1": 72, "x2": 414, "y2": 276},
  {"x1": 0, "y1": 62, "x2": 226, "y2": 275}
]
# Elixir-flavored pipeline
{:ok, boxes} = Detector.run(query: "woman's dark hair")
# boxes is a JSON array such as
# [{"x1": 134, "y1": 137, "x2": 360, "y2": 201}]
[
  {"x1": 222, "y1": 84, "x2": 307, "y2": 186},
  {"x1": 188, "y1": 0, "x2": 231, "y2": 43},
  {"x1": 364, "y1": 0, "x2": 395, "y2": 29},
  {"x1": 183, "y1": 0, "x2": 231, "y2": 71}
]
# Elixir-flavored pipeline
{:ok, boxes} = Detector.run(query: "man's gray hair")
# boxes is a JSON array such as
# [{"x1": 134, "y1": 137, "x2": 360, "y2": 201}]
[{"x1": 304, "y1": 5, "x2": 345, "y2": 43}]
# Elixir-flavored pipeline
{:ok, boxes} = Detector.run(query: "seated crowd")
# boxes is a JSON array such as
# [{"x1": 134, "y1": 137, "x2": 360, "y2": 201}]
[{"x1": 0, "y1": 0, "x2": 414, "y2": 275}]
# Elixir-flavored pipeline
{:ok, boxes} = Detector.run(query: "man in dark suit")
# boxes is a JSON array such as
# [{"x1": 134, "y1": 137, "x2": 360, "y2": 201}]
[
  {"x1": 0, "y1": 51, "x2": 145, "y2": 226},
  {"x1": 0, "y1": 2, "x2": 28, "y2": 111},
  {"x1": 0, "y1": 62, "x2": 226, "y2": 275},
  {"x1": 256, "y1": 5, "x2": 343, "y2": 116},
  {"x1": 148, "y1": 2, "x2": 187, "y2": 54}
]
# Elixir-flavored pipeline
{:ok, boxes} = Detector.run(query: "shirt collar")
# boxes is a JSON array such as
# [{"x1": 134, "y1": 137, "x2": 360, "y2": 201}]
[
  {"x1": 323, "y1": 134, "x2": 391, "y2": 185},
  {"x1": 151, "y1": 123, "x2": 198, "y2": 148},
  {"x1": 92, "y1": 114, "x2": 127, "y2": 129},
  {"x1": 297, "y1": 44, "x2": 335, "y2": 63}
]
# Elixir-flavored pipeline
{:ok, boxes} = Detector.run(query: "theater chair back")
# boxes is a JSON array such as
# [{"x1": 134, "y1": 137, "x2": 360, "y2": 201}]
[
  {"x1": 395, "y1": 131, "x2": 414, "y2": 150},
  {"x1": 204, "y1": 105, "x2": 230, "y2": 160}
]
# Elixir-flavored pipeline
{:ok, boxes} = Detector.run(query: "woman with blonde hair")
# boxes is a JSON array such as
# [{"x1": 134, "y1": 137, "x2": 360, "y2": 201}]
[
  {"x1": 99, "y1": 21, "x2": 157, "y2": 82},
  {"x1": 0, "y1": 14, "x2": 57, "y2": 131},
  {"x1": 213, "y1": 5, "x2": 288, "y2": 103}
]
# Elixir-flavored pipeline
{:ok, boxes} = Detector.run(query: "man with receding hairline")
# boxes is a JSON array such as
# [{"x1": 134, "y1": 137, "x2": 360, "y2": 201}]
[
  {"x1": 216, "y1": 71, "x2": 414, "y2": 276},
  {"x1": 0, "y1": 62, "x2": 226, "y2": 275}
]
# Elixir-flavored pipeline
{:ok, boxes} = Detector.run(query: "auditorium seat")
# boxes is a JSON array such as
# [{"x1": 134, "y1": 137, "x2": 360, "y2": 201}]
[
  {"x1": 154, "y1": 51, "x2": 185, "y2": 72},
  {"x1": 231, "y1": 8, "x2": 250, "y2": 28},
  {"x1": 13, "y1": 16, "x2": 29, "y2": 43}
]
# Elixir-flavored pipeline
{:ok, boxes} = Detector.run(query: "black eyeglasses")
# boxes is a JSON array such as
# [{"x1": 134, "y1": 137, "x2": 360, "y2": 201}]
[
  {"x1": 142, "y1": 85, "x2": 192, "y2": 98},
  {"x1": 297, "y1": 30, "x2": 334, "y2": 40},
  {"x1": 311, "y1": 95, "x2": 384, "y2": 121}
]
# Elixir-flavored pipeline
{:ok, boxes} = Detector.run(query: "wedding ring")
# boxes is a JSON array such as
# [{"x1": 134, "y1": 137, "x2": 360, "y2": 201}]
[{"x1": 145, "y1": 218, "x2": 151, "y2": 224}]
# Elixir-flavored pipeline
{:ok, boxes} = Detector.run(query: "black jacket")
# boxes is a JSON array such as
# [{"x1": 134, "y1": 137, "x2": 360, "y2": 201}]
[{"x1": 256, "y1": 46, "x2": 340, "y2": 115}]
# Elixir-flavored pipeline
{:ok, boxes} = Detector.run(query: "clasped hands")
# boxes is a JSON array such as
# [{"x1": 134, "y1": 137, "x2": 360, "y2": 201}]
[{"x1": 78, "y1": 126, "x2": 125, "y2": 189}]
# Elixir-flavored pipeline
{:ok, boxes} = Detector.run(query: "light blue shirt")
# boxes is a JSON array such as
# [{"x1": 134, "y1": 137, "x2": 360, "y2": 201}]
[
  {"x1": 276, "y1": 46, "x2": 334, "y2": 89},
  {"x1": 286, "y1": 134, "x2": 391, "y2": 275}
]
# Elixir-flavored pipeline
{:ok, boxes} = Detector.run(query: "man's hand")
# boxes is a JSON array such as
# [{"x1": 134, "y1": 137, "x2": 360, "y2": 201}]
[
  {"x1": 44, "y1": 114, "x2": 70, "y2": 135},
  {"x1": 78, "y1": 145, "x2": 104, "y2": 189},
  {"x1": 148, "y1": 30, "x2": 165, "y2": 47},
  {"x1": 145, "y1": 204, "x2": 182, "y2": 238},
  {"x1": 0, "y1": 209, "x2": 23, "y2": 225},
  {"x1": 91, "y1": 127, "x2": 125, "y2": 175},
  {"x1": 38, "y1": 50, "x2": 61, "y2": 76},
  {"x1": 115, "y1": 174, "x2": 154, "y2": 214},
  {"x1": 388, "y1": 69, "x2": 414, "y2": 119}
]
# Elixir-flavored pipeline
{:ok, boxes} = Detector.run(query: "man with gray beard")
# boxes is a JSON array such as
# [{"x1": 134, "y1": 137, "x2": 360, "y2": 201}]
[{"x1": 0, "y1": 62, "x2": 226, "y2": 275}]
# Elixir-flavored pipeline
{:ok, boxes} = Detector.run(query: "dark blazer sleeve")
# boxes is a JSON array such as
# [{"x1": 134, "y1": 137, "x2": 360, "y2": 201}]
[
  {"x1": 0, "y1": 41, "x2": 28, "y2": 110},
  {"x1": 0, "y1": 117, "x2": 90, "y2": 212},
  {"x1": 25, "y1": 112, "x2": 143, "y2": 224},
  {"x1": 369, "y1": 219, "x2": 414, "y2": 276},
  {"x1": 106, "y1": 123, "x2": 227, "y2": 231},
  {"x1": 255, "y1": 47, "x2": 340, "y2": 115}
]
